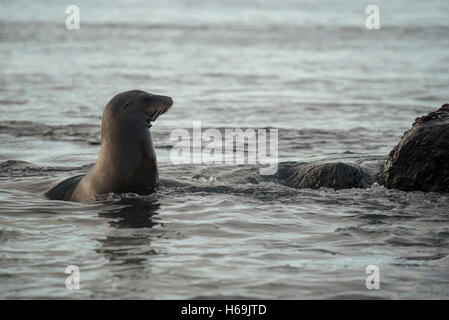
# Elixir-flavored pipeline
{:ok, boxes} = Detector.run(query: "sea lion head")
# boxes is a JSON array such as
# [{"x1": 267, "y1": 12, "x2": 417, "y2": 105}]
[{"x1": 101, "y1": 90, "x2": 173, "y2": 140}]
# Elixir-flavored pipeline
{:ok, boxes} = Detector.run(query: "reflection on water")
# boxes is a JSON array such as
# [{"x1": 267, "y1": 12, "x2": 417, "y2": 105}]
[
  {"x1": 96, "y1": 199, "x2": 161, "y2": 283},
  {"x1": 98, "y1": 198, "x2": 161, "y2": 229}
]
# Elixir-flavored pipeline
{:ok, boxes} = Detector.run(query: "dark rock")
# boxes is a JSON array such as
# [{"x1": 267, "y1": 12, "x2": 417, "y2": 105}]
[
  {"x1": 277, "y1": 161, "x2": 373, "y2": 190},
  {"x1": 384, "y1": 104, "x2": 449, "y2": 192}
]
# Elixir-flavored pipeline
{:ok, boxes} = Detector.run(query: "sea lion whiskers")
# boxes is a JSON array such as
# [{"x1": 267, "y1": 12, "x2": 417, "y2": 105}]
[
  {"x1": 136, "y1": 105, "x2": 169, "y2": 131},
  {"x1": 136, "y1": 113, "x2": 153, "y2": 131},
  {"x1": 151, "y1": 106, "x2": 166, "y2": 121}
]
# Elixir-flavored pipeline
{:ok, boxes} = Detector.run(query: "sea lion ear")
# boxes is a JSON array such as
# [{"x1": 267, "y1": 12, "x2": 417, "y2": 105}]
[{"x1": 122, "y1": 100, "x2": 132, "y2": 109}]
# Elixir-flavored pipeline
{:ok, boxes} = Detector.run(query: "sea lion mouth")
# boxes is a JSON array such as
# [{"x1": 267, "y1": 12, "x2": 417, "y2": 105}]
[
  {"x1": 146, "y1": 100, "x2": 173, "y2": 122},
  {"x1": 140, "y1": 96, "x2": 173, "y2": 130}
]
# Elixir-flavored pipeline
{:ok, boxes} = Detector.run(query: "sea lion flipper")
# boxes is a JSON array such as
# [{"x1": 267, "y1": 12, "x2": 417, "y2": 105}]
[{"x1": 44, "y1": 174, "x2": 84, "y2": 200}]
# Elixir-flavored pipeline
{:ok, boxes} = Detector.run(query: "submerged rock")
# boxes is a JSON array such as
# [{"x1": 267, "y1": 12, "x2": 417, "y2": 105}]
[
  {"x1": 384, "y1": 104, "x2": 449, "y2": 193},
  {"x1": 277, "y1": 161, "x2": 373, "y2": 190}
]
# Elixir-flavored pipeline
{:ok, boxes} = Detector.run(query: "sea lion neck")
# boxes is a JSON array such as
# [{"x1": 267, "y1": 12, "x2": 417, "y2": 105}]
[
  {"x1": 97, "y1": 123, "x2": 155, "y2": 169},
  {"x1": 92, "y1": 124, "x2": 158, "y2": 195}
]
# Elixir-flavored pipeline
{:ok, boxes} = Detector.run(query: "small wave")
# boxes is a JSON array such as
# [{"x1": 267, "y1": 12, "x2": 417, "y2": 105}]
[
  {"x1": 403, "y1": 253, "x2": 447, "y2": 261},
  {"x1": 0, "y1": 159, "x2": 90, "y2": 177},
  {"x1": 0, "y1": 121, "x2": 99, "y2": 144},
  {"x1": 0, "y1": 99, "x2": 28, "y2": 106}
]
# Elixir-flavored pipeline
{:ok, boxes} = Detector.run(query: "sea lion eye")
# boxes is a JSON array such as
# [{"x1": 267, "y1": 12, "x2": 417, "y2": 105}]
[
  {"x1": 122, "y1": 101, "x2": 132, "y2": 109},
  {"x1": 143, "y1": 95, "x2": 153, "y2": 103}
]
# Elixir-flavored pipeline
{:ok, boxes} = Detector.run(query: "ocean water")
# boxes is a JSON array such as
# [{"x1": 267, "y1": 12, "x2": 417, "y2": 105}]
[{"x1": 1, "y1": 0, "x2": 449, "y2": 299}]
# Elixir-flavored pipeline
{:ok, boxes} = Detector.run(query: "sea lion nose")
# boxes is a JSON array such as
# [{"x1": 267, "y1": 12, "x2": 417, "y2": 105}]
[{"x1": 164, "y1": 96, "x2": 173, "y2": 107}]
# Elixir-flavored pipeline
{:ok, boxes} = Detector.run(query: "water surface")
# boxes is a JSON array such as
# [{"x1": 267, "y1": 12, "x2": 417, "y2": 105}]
[{"x1": 1, "y1": 0, "x2": 449, "y2": 299}]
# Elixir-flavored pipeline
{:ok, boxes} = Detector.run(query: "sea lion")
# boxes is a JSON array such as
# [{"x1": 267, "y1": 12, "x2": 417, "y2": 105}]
[{"x1": 45, "y1": 90, "x2": 173, "y2": 202}]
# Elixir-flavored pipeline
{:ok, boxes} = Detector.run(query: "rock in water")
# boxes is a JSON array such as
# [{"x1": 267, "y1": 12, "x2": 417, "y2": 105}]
[
  {"x1": 384, "y1": 104, "x2": 449, "y2": 192},
  {"x1": 277, "y1": 161, "x2": 373, "y2": 190}
]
